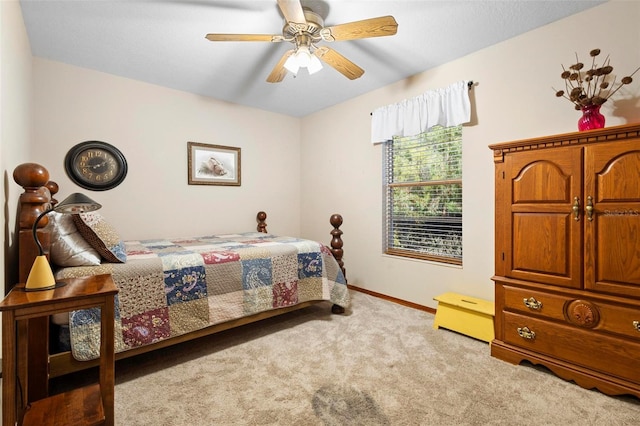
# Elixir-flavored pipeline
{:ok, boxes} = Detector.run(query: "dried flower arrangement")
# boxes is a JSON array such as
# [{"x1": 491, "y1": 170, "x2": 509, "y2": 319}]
[{"x1": 554, "y1": 48, "x2": 639, "y2": 110}]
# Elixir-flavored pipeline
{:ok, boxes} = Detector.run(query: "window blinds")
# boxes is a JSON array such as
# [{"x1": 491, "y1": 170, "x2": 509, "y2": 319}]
[{"x1": 383, "y1": 125, "x2": 463, "y2": 264}]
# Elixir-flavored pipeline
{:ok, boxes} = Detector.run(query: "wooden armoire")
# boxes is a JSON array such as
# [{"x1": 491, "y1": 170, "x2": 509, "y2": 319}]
[{"x1": 490, "y1": 123, "x2": 640, "y2": 398}]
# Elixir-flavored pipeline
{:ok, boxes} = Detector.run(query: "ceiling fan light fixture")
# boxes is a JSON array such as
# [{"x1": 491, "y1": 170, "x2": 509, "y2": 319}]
[
  {"x1": 307, "y1": 54, "x2": 323, "y2": 75},
  {"x1": 284, "y1": 54, "x2": 300, "y2": 74},
  {"x1": 284, "y1": 45, "x2": 322, "y2": 76},
  {"x1": 295, "y1": 45, "x2": 312, "y2": 67}
]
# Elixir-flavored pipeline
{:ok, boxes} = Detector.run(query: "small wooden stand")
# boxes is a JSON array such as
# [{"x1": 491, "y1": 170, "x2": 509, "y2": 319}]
[
  {"x1": 433, "y1": 292, "x2": 495, "y2": 343},
  {"x1": 0, "y1": 274, "x2": 118, "y2": 426}
]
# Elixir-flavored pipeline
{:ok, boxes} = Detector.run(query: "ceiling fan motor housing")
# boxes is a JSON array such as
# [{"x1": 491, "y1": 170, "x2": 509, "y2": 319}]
[{"x1": 283, "y1": 7, "x2": 324, "y2": 38}]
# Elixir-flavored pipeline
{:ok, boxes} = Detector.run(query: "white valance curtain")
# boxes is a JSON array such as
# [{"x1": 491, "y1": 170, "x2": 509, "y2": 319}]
[{"x1": 371, "y1": 80, "x2": 471, "y2": 144}]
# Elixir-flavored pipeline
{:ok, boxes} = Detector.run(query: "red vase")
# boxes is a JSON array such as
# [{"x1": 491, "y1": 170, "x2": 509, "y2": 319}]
[{"x1": 578, "y1": 104, "x2": 605, "y2": 131}]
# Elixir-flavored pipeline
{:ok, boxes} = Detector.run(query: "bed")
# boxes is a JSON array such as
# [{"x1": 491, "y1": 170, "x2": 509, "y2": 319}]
[{"x1": 12, "y1": 162, "x2": 349, "y2": 395}]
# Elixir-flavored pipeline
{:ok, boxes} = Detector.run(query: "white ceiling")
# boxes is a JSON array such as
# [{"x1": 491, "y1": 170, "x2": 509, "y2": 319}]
[{"x1": 20, "y1": 0, "x2": 604, "y2": 117}]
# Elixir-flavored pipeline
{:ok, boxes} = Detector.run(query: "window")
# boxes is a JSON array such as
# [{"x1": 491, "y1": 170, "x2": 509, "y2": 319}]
[{"x1": 383, "y1": 125, "x2": 462, "y2": 265}]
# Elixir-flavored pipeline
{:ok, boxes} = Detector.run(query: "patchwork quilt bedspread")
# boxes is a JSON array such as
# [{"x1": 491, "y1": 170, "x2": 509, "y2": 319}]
[{"x1": 55, "y1": 232, "x2": 350, "y2": 361}]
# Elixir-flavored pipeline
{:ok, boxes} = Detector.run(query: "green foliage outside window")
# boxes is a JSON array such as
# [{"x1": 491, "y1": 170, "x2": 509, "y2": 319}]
[{"x1": 384, "y1": 125, "x2": 463, "y2": 264}]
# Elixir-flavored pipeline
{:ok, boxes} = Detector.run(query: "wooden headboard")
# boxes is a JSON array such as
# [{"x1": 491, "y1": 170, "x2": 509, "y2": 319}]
[{"x1": 12, "y1": 162, "x2": 346, "y2": 287}]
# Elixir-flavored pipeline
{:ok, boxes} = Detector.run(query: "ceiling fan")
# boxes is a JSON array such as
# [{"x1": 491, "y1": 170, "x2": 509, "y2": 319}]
[{"x1": 205, "y1": 0, "x2": 398, "y2": 83}]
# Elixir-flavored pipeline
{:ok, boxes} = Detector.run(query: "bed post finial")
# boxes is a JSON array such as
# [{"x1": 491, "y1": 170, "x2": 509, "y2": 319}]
[
  {"x1": 13, "y1": 163, "x2": 52, "y2": 229},
  {"x1": 256, "y1": 211, "x2": 267, "y2": 233},
  {"x1": 330, "y1": 213, "x2": 346, "y2": 314},
  {"x1": 45, "y1": 180, "x2": 60, "y2": 206},
  {"x1": 329, "y1": 214, "x2": 346, "y2": 282}
]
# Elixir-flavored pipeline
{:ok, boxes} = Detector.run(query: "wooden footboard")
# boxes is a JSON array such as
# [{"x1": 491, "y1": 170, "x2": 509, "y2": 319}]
[{"x1": 12, "y1": 162, "x2": 347, "y2": 387}]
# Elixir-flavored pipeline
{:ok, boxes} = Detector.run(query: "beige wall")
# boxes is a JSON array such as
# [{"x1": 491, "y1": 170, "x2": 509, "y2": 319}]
[
  {"x1": 300, "y1": 1, "x2": 640, "y2": 308},
  {"x1": 31, "y1": 59, "x2": 302, "y2": 239},
  {"x1": 3, "y1": 1, "x2": 640, "y2": 319},
  {"x1": 1, "y1": 0, "x2": 34, "y2": 354}
]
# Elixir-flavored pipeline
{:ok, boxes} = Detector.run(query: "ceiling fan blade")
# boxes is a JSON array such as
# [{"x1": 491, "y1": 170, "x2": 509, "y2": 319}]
[
  {"x1": 321, "y1": 16, "x2": 398, "y2": 42},
  {"x1": 277, "y1": 0, "x2": 306, "y2": 25},
  {"x1": 314, "y1": 47, "x2": 364, "y2": 80},
  {"x1": 267, "y1": 50, "x2": 294, "y2": 83},
  {"x1": 205, "y1": 33, "x2": 283, "y2": 42}
]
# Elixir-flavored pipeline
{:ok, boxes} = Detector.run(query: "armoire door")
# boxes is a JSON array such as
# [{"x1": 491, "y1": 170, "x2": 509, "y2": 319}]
[
  {"x1": 584, "y1": 140, "x2": 640, "y2": 298},
  {"x1": 502, "y1": 146, "x2": 583, "y2": 288}
]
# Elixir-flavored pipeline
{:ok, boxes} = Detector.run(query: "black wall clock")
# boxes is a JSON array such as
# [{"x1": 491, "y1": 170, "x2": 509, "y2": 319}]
[{"x1": 64, "y1": 141, "x2": 128, "y2": 191}]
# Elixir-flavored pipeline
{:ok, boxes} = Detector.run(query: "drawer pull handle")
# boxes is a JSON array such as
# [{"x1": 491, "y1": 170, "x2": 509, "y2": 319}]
[
  {"x1": 517, "y1": 326, "x2": 536, "y2": 340},
  {"x1": 634, "y1": 321, "x2": 639, "y2": 332},
  {"x1": 523, "y1": 297, "x2": 543, "y2": 310}
]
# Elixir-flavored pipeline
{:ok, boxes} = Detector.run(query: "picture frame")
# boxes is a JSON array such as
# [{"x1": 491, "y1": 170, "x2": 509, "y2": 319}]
[{"x1": 187, "y1": 142, "x2": 241, "y2": 186}]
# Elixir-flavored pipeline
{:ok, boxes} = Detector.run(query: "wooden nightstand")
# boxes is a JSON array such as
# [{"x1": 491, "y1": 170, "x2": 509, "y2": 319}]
[{"x1": 0, "y1": 274, "x2": 118, "y2": 426}]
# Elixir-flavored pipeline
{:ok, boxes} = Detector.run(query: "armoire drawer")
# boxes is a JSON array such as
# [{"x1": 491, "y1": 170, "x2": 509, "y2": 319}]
[
  {"x1": 502, "y1": 285, "x2": 640, "y2": 342},
  {"x1": 503, "y1": 286, "x2": 568, "y2": 321},
  {"x1": 503, "y1": 311, "x2": 640, "y2": 384},
  {"x1": 591, "y1": 302, "x2": 640, "y2": 341}
]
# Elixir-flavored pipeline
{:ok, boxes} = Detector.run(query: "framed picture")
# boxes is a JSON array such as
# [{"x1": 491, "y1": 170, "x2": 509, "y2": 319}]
[{"x1": 187, "y1": 142, "x2": 241, "y2": 186}]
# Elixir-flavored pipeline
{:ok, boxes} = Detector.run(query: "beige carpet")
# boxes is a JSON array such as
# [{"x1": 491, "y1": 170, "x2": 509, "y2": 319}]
[{"x1": 43, "y1": 291, "x2": 640, "y2": 424}]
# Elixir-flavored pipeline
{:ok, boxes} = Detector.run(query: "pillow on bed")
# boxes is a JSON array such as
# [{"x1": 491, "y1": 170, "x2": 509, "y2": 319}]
[
  {"x1": 46, "y1": 211, "x2": 102, "y2": 266},
  {"x1": 72, "y1": 212, "x2": 127, "y2": 263}
]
